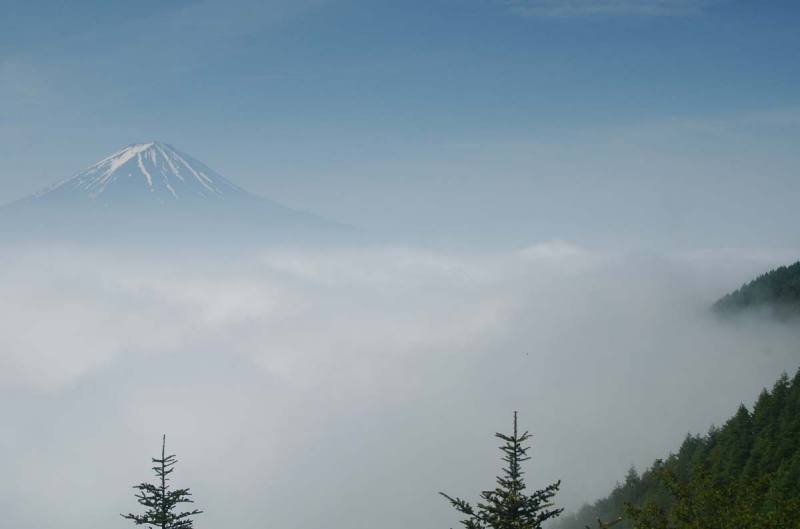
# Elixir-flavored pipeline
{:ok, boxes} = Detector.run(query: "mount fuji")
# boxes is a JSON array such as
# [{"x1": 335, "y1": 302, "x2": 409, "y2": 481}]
[
  {"x1": 33, "y1": 141, "x2": 254, "y2": 205},
  {"x1": 1, "y1": 142, "x2": 347, "y2": 244}
]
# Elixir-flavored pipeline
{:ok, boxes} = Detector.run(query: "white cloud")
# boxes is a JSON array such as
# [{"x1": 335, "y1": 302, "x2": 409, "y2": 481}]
[
  {"x1": 507, "y1": 0, "x2": 717, "y2": 17},
  {"x1": 0, "y1": 242, "x2": 797, "y2": 529},
  {"x1": 519, "y1": 240, "x2": 592, "y2": 262}
]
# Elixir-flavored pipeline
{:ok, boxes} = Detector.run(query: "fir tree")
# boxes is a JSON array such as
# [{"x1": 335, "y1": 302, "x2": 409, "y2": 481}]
[
  {"x1": 624, "y1": 465, "x2": 800, "y2": 529},
  {"x1": 440, "y1": 412, "x2": 563, "y2": 529},
  {"x1": 551, "y1": 367, "x2": 800, "y2": 529},
  {"x1": 587, "y1": 518, "x2": 622, "y2": 529},
  {"x1": 122, "y1": 435, "x2": 202, "y2": 529},
  {"x1": 712, "y1": 260, "x2": 800, "y2": 319}
]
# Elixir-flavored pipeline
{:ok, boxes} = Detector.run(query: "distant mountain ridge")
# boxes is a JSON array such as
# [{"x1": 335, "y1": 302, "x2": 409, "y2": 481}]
[
  {"x1": 1, "y1": 141, "x2": 349, "y2": 244},
  {"x1": 713, "y1": 261, "x2": 800, "y2": 319}
]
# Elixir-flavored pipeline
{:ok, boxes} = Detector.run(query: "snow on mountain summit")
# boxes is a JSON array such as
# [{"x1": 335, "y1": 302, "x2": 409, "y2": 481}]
[
  {"x1": 1, "y1": 141, "x2": 351, "y2": 244},
  {"x1": 34, "y1": 141, "x2": 252, "y2": 205}
]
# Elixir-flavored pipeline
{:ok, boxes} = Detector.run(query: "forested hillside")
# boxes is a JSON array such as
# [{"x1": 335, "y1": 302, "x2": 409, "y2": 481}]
[
  {"x1": 553, "y1": 368, "x2": 800, "y2": 529},
  {"x1": 713, "y1": 261, "x2": 800, "y2": 318}
]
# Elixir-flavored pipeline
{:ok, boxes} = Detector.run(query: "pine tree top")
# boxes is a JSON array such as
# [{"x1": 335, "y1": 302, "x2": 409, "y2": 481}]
[
  {"x1": 441, "y1": 412, "x2": 563, "y2": 529},
  {"x1": 122, "y1": 435, "x2": 203, "y2": 529}
]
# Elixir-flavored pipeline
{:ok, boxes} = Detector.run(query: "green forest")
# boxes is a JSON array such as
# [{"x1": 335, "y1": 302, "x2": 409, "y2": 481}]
[
  {"x1": 550, "y1": 263, "x2": 800, "y2": 529},
  {"x1": 714, "y1": 261, "x2": 800, "y2": 319},
  {"x1": 553, "y1": 368, "x2": 800, "y2": 529}
]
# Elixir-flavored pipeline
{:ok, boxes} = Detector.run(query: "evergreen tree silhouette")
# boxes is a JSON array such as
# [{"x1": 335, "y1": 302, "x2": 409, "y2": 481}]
[
  {"x1": 441, "y1": 412, "x2": 563, "y2": 529},
  {"x1": 122, "y1": 435, "x2": 202, "y2": 529}
]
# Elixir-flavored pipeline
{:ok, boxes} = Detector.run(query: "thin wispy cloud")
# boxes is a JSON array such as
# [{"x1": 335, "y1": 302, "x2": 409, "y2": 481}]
[{"x1": 507, "y1": 0, "x2": 717, "y2": 17}]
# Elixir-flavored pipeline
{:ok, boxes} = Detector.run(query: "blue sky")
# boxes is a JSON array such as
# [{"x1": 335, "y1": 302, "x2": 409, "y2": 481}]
[{"x1": 2, "y1": 0, "x2": 799, "y2": 247}]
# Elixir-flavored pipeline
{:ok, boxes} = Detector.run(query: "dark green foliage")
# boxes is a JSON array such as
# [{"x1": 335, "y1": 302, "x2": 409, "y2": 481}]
[
  {"x1": 624, "y1": 465, "x2": 800, "y2": 529},
  {"x1": 554, "y1": 368, "x2": 800, "y2": 529},
  {"x1": 713, "y1": 261, "x2": 800, "y2": 319},
  {"x1": 440, "y1": 412, "x2": 563, "y2": 529},
  {"x1": 586, "y1": 517, "x2": 623, "y2": 529},
  {"x1": 122, "y1": 435, "x2": 202, "y2": 529}
]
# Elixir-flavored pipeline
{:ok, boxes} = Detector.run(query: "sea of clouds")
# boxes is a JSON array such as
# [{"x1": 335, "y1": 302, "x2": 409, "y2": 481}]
[{"x1": 0, "y1": 241, "x2": 798, "y2": 529}]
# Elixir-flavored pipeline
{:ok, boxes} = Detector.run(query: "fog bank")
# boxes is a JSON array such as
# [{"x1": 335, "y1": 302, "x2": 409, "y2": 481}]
[{"x1": 0, "y1": 242, "x2": 798, "y2": 529}]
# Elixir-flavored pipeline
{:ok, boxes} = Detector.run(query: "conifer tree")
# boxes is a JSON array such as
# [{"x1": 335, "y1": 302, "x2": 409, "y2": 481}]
[
  {"x1": 550, "y1": 367, "x2": 800, "y2": 529},
  {"x1": 441, "y1": 412, "x2": 563, "y2": 529},
  {"x1": 122, "y1": 435, "x2": 202, "y2": 529},
  {"x1": 587, "y1": 518, "x2": 622, "y2": 529}
]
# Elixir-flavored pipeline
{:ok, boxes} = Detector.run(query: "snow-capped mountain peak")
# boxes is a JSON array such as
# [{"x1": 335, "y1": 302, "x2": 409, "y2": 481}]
[
  {"x1": 1, "y1": 141, "x2": 350, "y2": 244},
  {"x1": 35, "y1": 141, "x2": 251, "y2": 205}
]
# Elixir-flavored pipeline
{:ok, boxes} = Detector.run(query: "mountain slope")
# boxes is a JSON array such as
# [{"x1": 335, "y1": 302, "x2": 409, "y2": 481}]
[
  {"x1": 713, "y1": 262, "x2": 800, "y2": 319},
  {"x1": 553, "y1": 369, "x2": 800, "y2": 529},
  {"x1": 25, "y1": 142, "x2": 252, "y2": 206},
  {"x1": 1, "y1": 141, "x2": 348, "y2": 244}
]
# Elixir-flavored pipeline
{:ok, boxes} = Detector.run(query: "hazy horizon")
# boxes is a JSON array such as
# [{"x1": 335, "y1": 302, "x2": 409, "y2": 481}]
[{"x1": 3, "y1": 1, "x2": 800, "y2": 250}]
